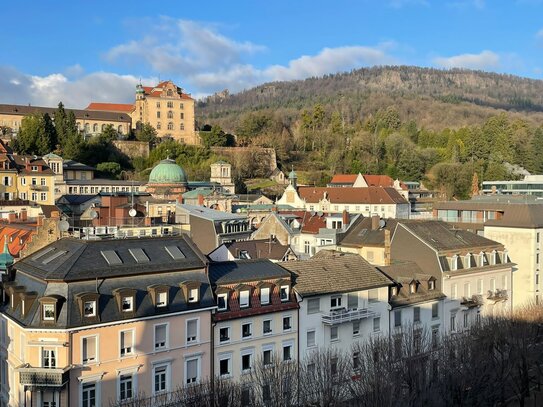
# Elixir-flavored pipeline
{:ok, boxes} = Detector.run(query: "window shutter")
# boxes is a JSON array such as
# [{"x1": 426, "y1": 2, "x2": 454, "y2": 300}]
[
  {"x1": 122, "y1": 331, "x2": 133, "y2": 349},
  {"x1": 84, "y1": 337, "x2": 96, "y2": 361},
  {"x1": 156, "y1": 325, "x2": 166, "y2": 345},
  {"x1": 187, "y1": 359, "x2": 197, "y2": 380},
  {"x1": 187, "y1": 320, "x2": 197, "y2": 339},
  {"x1": 307, "y1": 298, "x2": 320, "y2": 314},
  {"x1": 347, "y1": 293, "x2": 358, "y2": 309}
]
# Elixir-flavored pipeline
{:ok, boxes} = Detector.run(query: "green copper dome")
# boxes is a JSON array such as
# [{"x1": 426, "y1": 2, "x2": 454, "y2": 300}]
[
  {"x1": 0, "y1": 240, "x2": 14, "y2": 271},
  {"x1": 288, "y1": 170, "x2": 297, "y2": 179},
  {"x1": 148, "y1": 159, "x2": 188, "y2": 185}
]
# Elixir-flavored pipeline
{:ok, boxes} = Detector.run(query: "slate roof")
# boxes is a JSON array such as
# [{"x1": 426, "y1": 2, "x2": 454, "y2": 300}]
[
  {"x1": 223, "y1": 239, "x2": 292, "y2": 261},
  {"x1": 15, "y1": 235, "x2": 206, "y2": 282},
  {"x1": 209, "y1": 259, "x2": 291, "y2": 285},
  {"x1": 376, "y1": 261, "x2": 445, "y2": 307},
  {"x1": 398, "y1": 220, "x2": 503, "y2": 252},
  {"x1": 63, "y1": 160, "x2": 96, "y2": 172},
  {"x1": 280, "y1": 251, "x2": 392, "y2": 296},
  {"x1": 0, "y1": 104, "x2": 132, "y2": 122},
  {"x1": 177, "y1": 204, "x2": 247, "y2": 221},
  {"x1": 485, "y1": 204, "x2": 543, "y2": 228},
  {"x1": 57, "y1": 195, "x2": 99, "y2": 205},
  {"x1": 298, "y1": 186, "x2": 407, "y2": 204},
  {"x1": 340, "y1": 217, "x2": 398, "y2": 247}
]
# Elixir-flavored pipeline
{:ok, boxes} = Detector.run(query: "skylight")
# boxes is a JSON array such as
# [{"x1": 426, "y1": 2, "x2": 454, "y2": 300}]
[
  {"x1": 42, "y1": 250, "x2": 67, "y2": 264},
  {"x1": 32, "y1": 246, "x2": 55, "y2": 261},
  {"x1": 129, "y1": 248, "x2": 150, "y2": 263},
  {"x1": 101, "y1": 250, "x2": 122, "y2": 265},
  {"x1": 165, "y1": 245, "x2": 185, "y2": 260}
]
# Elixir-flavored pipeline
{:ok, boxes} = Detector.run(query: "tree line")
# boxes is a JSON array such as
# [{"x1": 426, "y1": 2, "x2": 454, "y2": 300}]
[{"x1": 109, "y1": 304, "x2": 543, "y2": 407}]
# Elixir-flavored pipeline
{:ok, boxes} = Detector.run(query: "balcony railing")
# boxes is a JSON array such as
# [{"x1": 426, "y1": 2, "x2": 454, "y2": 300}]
[
  {"x1": 18, "y1": 365, "x2": 70, "y2": 388},
  {"x1": 461, "y1": 294, "x2": 484, "y2": 308},
  {"x1": 487, "y1": 289, "x2": 508, "y2": 303},
  {"x1": 322, "y1": 307, "x2": 377, "y2": 325}
]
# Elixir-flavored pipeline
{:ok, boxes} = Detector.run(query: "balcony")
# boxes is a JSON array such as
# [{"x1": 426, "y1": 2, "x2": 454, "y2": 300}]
[
  {"x1": 29, "y1": 184, "x2": 49, "y2": 191},
  {"x1": 322, "y1": 307, "x2": 377, "y2": 325},
  {"x1": 461, "y1": 294, "x2": 484, "y2": 308},
  {"x1": 487, "y1": 289, "x2": 508, "y2": 303},
  {"x1": 18, "y1": 365, "x2": 70, "y2": 389}
]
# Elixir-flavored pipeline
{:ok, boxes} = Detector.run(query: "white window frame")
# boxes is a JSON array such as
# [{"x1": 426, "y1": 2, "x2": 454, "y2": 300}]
[
  {"x1": 280, "y1": 285, "x2": 289, "y2": 302},
  {"x1": 217, "y1": 293, "x2": 228, "y2": 311},
  {"x1": 118, "y1": 373, "x2": 135, "y2": 402},
  {"x1": 184, "y1": 356, "x2": 200, "y2": 385},
  {"x1": 157, "y1": 291, "x2": 168, "y2": 307},
  {"x1": 331, "y1": 326, "x2": 339, "y2": 341},
  {"x1": 282, "y1": 340, "x2": 294, "y2": 361},
  {"x1": 122, "y1": 296, "x2": 134, "y2": 312},
  {"x1": 154, "y1": 323, "x2": 169, "y2": 351},
  {"x1": 330, "y1": 295, "x2": 342, "y2": 309},
  {"x1": 188, "y1": 287, "x2": 199, "y2": 303},
  {"x1": 260, "y1": 287, "x2": 270, "y2": 305},
  {"x1": 241, "y1": 348, "x2": 254, "y2": 374},
  {"x1": 219, "y1": 325, "x2": 231, "y2": 343},
  {"x1": 263, "y1": 318, "x2": 273, "y2": 335},
  {"x1": 119, "y1": 329, "x2": 135, "y2": 358},
  {"x1": 239, "y1": 290, "x2": 250, "y2": 308},
  {"x1": 152, "y1": 363, "x2": 170, "y2": 395},
  {"x1": 242, "y1": 322, "x2": 253, "y2": 339},
  {"x1": 282, "y1": 315, "x2": 292, "y2": 332},
  {"x1": 43, "y1": 303, "x2": 55, "y2": 321},
  {"x1": 307, "y1": 330, "x2": 316, "y2": 348},
  {"x1": 186, "y1": 318, "x2": 199, "y2": 345},
  {"x1": 218, "y1": 352, "x2": 232, "y2": 378},
  {"x1": 81, "y1": 381, "x2": 100, "y2": 407},
  {"x1": 81, "y1": 334, "x2": 99, "y2": 365},
  {"x1": 83, "y1": 300, "x2": 96, "y2": 317}
]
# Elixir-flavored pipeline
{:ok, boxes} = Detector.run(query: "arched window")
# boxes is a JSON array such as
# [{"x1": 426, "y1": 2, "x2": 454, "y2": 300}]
[
  {"x1": 118, "y1": 125, "x2": 123, "y2": 133},
  {"x1": 167, "y1": 122, "x2": 174, "y2": 130},
  {"x1": 156, "y1": 122, "x2": 161, "y2": 130},
  {"x1": 180, "y1": 123, "x2": 184, "y2": 130},
  {"x1": 167, "y1": 89, "x2": 173, "y2": 97},
  {"x1": 101, "y1": 124, "x2": 106, "y2": 131},
  {"x1": 93, "y1": 123, "x2": 98, "y2": 132},
  {"x1": 167, "y1": 111, "x2": 173, "y2": 119},
  {"x1": 85, "y1": 123, "x2": 90, "y2": 132},
  {"x1": 180, "y1": 112, "x2": 184, "y2": 120},
  {"x1": 180, "y1": 103, "x2": 184, "y2": 109}
]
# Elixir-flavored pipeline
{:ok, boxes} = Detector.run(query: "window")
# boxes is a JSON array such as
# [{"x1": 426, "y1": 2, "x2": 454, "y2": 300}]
[
  {"x1": 353, "y1": 351, "x2": 361, "y2": 371},
  {"x1": 180, "y1": 103, "x2": 184, "y2": 109},
  {"x1": 242, "y1": 323, "x2": 252, "y2": 338},
  {"x1": 167, "y1": 122, "x2": 173, "y2": 130},
  {"x1": 154, "y1": 324, "x2": 167, "y2": 350},
  {"x1": 368, "y1": 289, "x2": 379, "y2": 302},
  {"x1": 188, "y1": 287, "x2": 199, "y2": 303},
  {"x1": 218, "y1": 293, "x2": 228, "y2": 311},
  {"x1": 353, "y1": 321, "x2": 360, "y2": 336},
  {"x1": 331, "y1": 295, "x2": 342, "y2": 308},
  {"x1": 43, "y1": 303, "x2": 55, "y2": 320},
  {"x1": 40, "y1": 192, "x2": 47, "y2": 201},
  {"x1": 40, "y1": 177, "x2": 46, "y2": 186},
  {"x1": 180, "y1": 123, "x2": 185, "y2": 130},
  {"x1": 180, "y1": 112, "x2": 184, "y2": 119},
  {"x1": 156, "y1": 122, "x2": 161, "y2": 129},
  {"x1": 450, "y1": 313, "x2": 457, "y2": 332},
  {"x1": 120, "y1": 374, "x2": 133, "y2": 401},
  {"x1": 414, "y1": 307, "x2": 420, "y2": 323},
  {"x1": 373, "y1": 317, "x2": 380, "y2": 332},
  {"x1": 31, "y1": 192, "x2": 37, "y2": 201},
  {"x1": 463, "y1": 312, "x2": 469, "y2": 328},
  {"x1": 464, "y1": 282, "x2": 471, "y2": 297},
  {"x1": 260, "y1": 287, "x2": 270, "y2": 305},
  {"x1": 84, "y1": 301, "x2": 96, "y2": 317},
  {"x1": 42, "y1": 349, "x2": 56, "y2": 368},
  {"x1": 239, "y1": 290, "x2": 250, "y2": 308},
  {"x1": 263, "y1": 349, "x2": 273, "y2": 365},
  {"x1": 304, "y1": 241, "x2": 310, "y2": 254},
  {"x1": 307, "y1": 330, "x2": 316, "y2": 347},
  {"x1": 410, "y1": 282, "x2": 417, "y2": 294},
  {"x1": 153, "y1": 365, "x2": 168, "y2": 394},
  {"x1": 477, "y1": 279, "x2": 483, "y2": 294},
  {"x1": 186, "y1": 319, "x2": 198, "y2": 344},
  {"x1": 451, "y1": 283, "x2": 458, "y2": 299},
  {"x1": 157, "y1": 291, "x2": 168, "y2": 307},
  {"x1": 283, "y1": 316, "x2": 292, "y2": 331},
  {"x1": 219, "y1": 327, "x2": 230, "y2": 343},
  {"x1": 120, "y1": 330, "x2": 134, "y2": 357},
  {"x1": 82, "y1": 336, "x2": 97, "y2": 364},
  {"x1": 219, "y1": 356, "x2": 231, "y2": 376},
  {"x1": 167, "y1": 101, "x2": 173, "y2": 108},
  {"x1": 432, "y1": 303, "x2": 439, "y2": 319},
  {"x1": 280, "y1": 285, "x2": 289, "y2": 302},
  {"x1": 502, "y1": 275, "x2": 507, "y2": 290},
  {"x1": 263, "y1": 319, "x2": 272, "y2": 334},
  {"x1": 283, "y1": 343, "x2": 292, "y2": 361},
  {"x1": 394, "y1": 310, "x2": 402, "y2": 327},
  {"x1": 82, "y1": 383, "x2": 96, "y2": 407},
  {"x1": 331, "y1": 326, "x2": 338, "y2": 341},
  {"x1": 122, "y1": 296, "x2": 133, "y2": 312},
  {"x1": 490, "y1": 278, "x2": 496, "y2": 292},
  {"x1": 156, "y1": 111, "x2": 161, "y2": 118},
  {"x1": 347, "y1": 292, "x2": 358, "y2": 309},
  {"x1": 242, "y1": 353, "x2": 252, "y2": 372},
  {"x1": 21, "y1": 177, "x2": 26, "y2": 185},
  {"x1": 307, "y1": 298, "x2": 320, "y2": 314},
  {"x1": 156, "y1": 102, "x2": 161, "y2": 108},
  {"x1": 167, "y1": 110, "x2": 173, "y2": 119},
  {"x1": 186, "y1": 358, "x2": 198, "y2": 384}
]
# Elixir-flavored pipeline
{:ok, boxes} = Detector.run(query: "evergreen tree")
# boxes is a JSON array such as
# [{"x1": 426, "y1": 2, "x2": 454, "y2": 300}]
[{"x1": 53, "y1": 102, "x2": 68, "y2": 145}]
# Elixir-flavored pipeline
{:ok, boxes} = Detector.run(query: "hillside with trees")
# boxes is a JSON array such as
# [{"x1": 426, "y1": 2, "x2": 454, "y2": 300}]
[{"x1": 197, "y1": 66, "x2": 543, "y2": 198}]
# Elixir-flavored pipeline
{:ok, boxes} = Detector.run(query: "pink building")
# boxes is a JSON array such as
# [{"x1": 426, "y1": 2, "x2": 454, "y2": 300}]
[{"x1": 0, "y1": 235, "x2": 214, "y2": 406}]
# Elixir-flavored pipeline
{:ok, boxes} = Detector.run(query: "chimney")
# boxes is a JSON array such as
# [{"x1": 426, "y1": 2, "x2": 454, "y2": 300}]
[
  {"x1": 371, "y1": 214, "x2": 380, "y2": 231},
  {"x1": 7, "y1": 213, "x2": 16, "y2": 223},
  {"x1": 197, "y1": 194, "x2": 204, "y2": 206},
  {"x1": 20, "y1": 208, "x2": 27, "y2": 221},
  {"x1": 176, "y1": 194, "x2": 183, "y2": 204},
  {"x1": 144, "y1": 217, "x2": 151, "y2": 226},
  {"x1": 384, "y1": 229, "x2": 391, "y2": 266},
  {"x1": 342, "y1": 210, "x2": 349, "y2": 226}
]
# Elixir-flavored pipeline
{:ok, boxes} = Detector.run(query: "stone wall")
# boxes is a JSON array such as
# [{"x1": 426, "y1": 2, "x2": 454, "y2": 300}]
[
  {"x1": 211, "y1": 147, "x2": 277, "y2": 177},
  {"x1": 112, "y1": 140, "x2": 150, "y2": 158}
]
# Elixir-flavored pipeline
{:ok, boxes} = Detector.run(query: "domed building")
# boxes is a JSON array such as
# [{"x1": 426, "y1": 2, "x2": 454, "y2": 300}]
[{"x1": 145, "y1": 158, "x2": 189, "y2": 200}]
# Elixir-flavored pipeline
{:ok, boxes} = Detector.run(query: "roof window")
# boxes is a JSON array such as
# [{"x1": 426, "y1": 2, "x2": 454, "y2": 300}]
[
  {"x1": 165, "y1": 245, "x2": 185, "y2": 260},
  {"x1": 129, "y1": 248, "x2": 149, "y2": 263},
  {"x1": 101, "y1": 250, "x2": 122, "y2": 265}
]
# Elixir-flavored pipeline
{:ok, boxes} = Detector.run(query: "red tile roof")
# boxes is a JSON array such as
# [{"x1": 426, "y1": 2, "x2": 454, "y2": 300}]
[
  {"x1": 363, "y1": 174, "x2": 407, "y2": 190},
  {"x1": 330, "y1": 174, "x2": 358, "y2": 184},
  {"x1": 86, "y1": 103, "x2": 134, "y2": 113},
  {"x1": 298, "y1": 186, "x2": 407, "y2": 205},
  {"x1": 0, "y1": 224, "x2": 37, "y2": 258}
]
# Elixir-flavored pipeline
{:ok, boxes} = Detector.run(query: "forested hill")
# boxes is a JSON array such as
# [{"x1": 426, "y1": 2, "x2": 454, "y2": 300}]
[
  {"x1": 198, "y1": 66, "x2": 543, "y2": 130},
  {"x1": 196, "y1": 66, "x2": 543, "y2": 199}
]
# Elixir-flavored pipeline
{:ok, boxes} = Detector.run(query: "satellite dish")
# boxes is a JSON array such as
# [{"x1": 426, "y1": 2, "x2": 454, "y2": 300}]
[
  {"x1": 310, "y1": 211, "x2": 316, "y2": 216},
  {"x1": 317, "y1": 211, "x2": 324, "y2": 217},
  {"x1": 58, "y1": 220, "x2": 70, "y2": 232},
  {"x1": 129, "y1": 208, "x2": 137, "y2": 217},
  {"x1": 379, "y1": 219, "x2": 386, "y2": 229},
  {"x1": 90, "y1": 210, "x2": 98, "y2": 219}
]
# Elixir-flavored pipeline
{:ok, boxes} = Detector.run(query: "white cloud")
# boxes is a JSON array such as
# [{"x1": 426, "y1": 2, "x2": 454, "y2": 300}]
[
  {"x1": 0, "y1": 66, "x2": 156, "y2": 108},
  {"x1": 433, "y1": 50, "x2": 500, "y2": 70}
]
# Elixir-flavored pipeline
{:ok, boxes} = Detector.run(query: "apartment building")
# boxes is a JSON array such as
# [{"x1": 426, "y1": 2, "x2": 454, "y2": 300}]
[
  {"x1": 391, "y1": 221, "x2": 513, "y2": 332},
  {"x1": 0, "y1": 235, "x2": 214, "y2": 406},
  {"x1": 209, "y1": 260, "x2": 298, "y2": 382},
  {"x1": 281, "y1": 251, "x2": 391, "y2": 361}
]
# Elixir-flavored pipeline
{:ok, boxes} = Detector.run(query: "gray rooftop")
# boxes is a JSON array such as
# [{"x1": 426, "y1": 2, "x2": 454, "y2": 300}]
[
  {"x1": 177, "y1": 204, "x2": 247, "y2": 221},
  {"x1": 209, "y1": 259, "x2": 291, "y2": 285}
]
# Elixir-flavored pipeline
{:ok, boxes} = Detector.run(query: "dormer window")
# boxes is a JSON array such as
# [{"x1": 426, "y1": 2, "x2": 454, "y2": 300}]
[
  {"x1": 428, "y1": 280, "x2": 436, "y2": 291},
  {"x1": 240, "y1": 290, "x2": 250, "y2": 308},
  {"x1": 391, "y1": 286, "x2": 398, "y2": 296},
  {"x1": 188, "y1": 288, "x2": 199, "y2": 303},
  {"x1": 217, "y1": 293, "x2": 228, "y2": 311},
  {"x1": 451, "y1": 255, "x2": 459, "y2": 271},
  {"x1": 480, "y1": 251, "x2": 488, "y2": 266},
  {"x1": 157, "y1": 291, "x2": 168, "y2": 307},
  {"x1": 84, "y1": 301, "x2": 96, "y2": 317},
  {"x1": 491, "y1": 250, "x2": 497, "y2": 265},
  {"x1": 31, "y1": 166, "x2": 38, "y2": 172},
  {"x1": 410, "y1": 282, "x2": 417, "y2": 294},
  {"x1": 122, "y1": 296, "x2": 134, "y2": 312},
  {"x1": 43, "y1": 303, "x2": 55, "y2": 320},
  {"x1": 260, "y1": 287, "x2": 270, "y2": 305},
  {"x1": 280, "y1": 285, "x2": 289, "y2": 302}
]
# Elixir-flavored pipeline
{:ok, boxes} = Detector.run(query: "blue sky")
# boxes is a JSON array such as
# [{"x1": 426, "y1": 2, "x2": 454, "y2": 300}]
[{"x1": 1, "y1": 0, "x2": 543, "y2": 107}]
